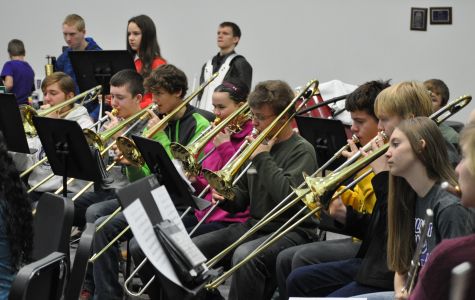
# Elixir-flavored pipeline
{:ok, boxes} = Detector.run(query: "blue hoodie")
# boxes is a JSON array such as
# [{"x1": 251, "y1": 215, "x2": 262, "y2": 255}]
[{"x1": 55, "y1": 37, "x2": 102, "y2": 119}]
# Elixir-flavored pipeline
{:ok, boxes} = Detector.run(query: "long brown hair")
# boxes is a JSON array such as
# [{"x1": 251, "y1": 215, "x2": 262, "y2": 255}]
[
  {"x1": 460, "y1": 123, "x2": 475, "y2": 175},
  {"x1": 387, "y1": 117, "x2": 457, "y2": 273}
]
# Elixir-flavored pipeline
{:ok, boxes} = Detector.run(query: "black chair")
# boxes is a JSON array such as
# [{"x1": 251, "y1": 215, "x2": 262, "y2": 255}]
[
  {"x1": 63, "y1": 223, "x2": 95, "y2": 300},
  {"x1": 9, "y1": 252, "x2": 69, "y2": 300},
  {"x1": 32, "y1": 193, "x2": 74, "y2": 261}
]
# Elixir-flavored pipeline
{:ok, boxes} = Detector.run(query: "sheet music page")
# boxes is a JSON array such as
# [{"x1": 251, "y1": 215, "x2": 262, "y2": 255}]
[
  {"x1": 122, "y1": 199, "x2": 183, "y2": 287},
  {"x1": 151, "y1": 186, "x2": 207, "y2": 266}
]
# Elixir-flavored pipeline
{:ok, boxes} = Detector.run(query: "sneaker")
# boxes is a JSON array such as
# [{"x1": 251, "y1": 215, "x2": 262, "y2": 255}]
[{"x1": 79, "y1": 289, "x2": 92, "y2": 300}]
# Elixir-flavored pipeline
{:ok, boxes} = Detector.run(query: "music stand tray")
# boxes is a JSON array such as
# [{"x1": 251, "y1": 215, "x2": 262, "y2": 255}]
[
  {"x1": 69, "y1": 50, "x2": 135, "y2": 94},
  {"x1": 295, "y1": 116, "x2": 348, "y2": 172},
  {"x1": 0, "y1": 93, "x2": 30, "y2": 153},
  {"x1": 32, "y1": 117, "x2": 102, "y2": 196},
  {"x1": 132, "y1": 135, "x2": 204, "y2": 211}
]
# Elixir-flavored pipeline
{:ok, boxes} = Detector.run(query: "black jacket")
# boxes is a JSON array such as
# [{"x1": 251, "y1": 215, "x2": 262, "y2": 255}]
[{"x1": 337, "y1": 171, "x2": 394, "y2": 290}]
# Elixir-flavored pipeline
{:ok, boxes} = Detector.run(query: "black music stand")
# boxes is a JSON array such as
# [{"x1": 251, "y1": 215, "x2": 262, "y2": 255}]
[
  {"x1": 69, "y1": 50, "x2": 135, "y2": 94},
  {"x1": 131, "y1": 135, "x2": 209, "y2": 211},
  {"x1": 295, "y1": 116, "x2": 348, "y2": 173},
  {"x1": 32, "y1": 117, "x2": 102, "y2": 197},
  {"x1": 0, "y1": 94, "x2": 30, "y2": 153},
  {"x1": 69, "y1": 50, "x2": 136, "y2": 119}
]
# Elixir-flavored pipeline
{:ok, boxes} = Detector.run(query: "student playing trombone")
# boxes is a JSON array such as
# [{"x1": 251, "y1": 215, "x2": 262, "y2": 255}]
[{"x1": 12, "y1": 72, "x2": 93, "y2": 202}]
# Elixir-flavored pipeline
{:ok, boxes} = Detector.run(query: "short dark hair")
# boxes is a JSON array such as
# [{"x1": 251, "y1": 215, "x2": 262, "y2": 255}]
[
  {"x1": 110, "y1": 69, "x2": 144, "y2": 97},
  {"x1": 345, "y1": 80, "x2": 391, "y2": 121},
  {"x1": 248, "y1": 80, "x2": 294, "y2": 116},
  {"x1": 7, "y1": 39, "x2": 25, "y2": 56},
  {"x1": 144, "y1": 64, "x2": 188, "y2": 98},
  {"x1": 214, "y1": 79, "x2": 249, "y2": 103},
  {"x1": 424, "y1": 79, "x2": 450, "y2": 106},
  {"x1": 219, "y1": 21, "x2": 241, "y2": 38}
]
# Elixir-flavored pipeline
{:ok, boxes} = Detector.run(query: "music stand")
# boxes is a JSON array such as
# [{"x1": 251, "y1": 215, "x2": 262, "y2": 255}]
[
  {"x1": 295, "y1": 116, "x2": 348, "y2": 173},
  {"x1": 0, "y1": 93, "x2": 30, "y2": 153},
  {"x1": 69, "y1": 50, "x2": 136, "y2": 119},
  {"x1": 69, "y1": 50, "x2": 135, "y2": 94},
  {"x1": 32, "y1": 117, "x2": 102, "y2": 197},
  {"x1": 117, "y1": 175, "x2": 163, "y2": 224},
  {"x1": 132, "y1": 135, "x2": 208, "y2": 211}
]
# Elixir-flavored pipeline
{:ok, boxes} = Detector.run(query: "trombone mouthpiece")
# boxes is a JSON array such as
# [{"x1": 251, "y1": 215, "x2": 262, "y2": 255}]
[
  {"x1": 213, "y1": 117, "x2": 222, "y2": 126},
  {"x1": 110, "y1": 108, "x2": 118, "y2": 116},
  {"x1": 351, "y1": 134, "x2": 360, "y2": 144},
  {"x1": 441, "y1": 181, "x2": 461, "y2": 197}
]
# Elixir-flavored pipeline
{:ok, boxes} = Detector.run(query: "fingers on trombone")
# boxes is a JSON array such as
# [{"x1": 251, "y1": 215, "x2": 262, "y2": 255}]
[
  {"x1": 342, "y1": 139, "x2": 359, "y2": 158},
  {"x1": 105, "y1": 110, "x2": 117, "y2": 121},
  {"x1": 145, "y1": 108, "x2": 157, "y2": 117},
  {"x1": 211, "y1": 190, "x2": 224, "y2": 204}
]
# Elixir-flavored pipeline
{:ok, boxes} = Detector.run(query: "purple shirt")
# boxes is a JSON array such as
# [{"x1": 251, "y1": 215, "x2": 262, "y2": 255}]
[{"x1": 1, "y1": 60, "x2": 35, "y2": 105}]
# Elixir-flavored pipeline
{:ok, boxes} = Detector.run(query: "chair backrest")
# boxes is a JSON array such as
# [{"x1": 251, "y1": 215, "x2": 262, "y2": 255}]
[
  {"x1": 32, "y1": 193, "x2": 74, "y2": 261},
  {"x1": 63, "y1": 222, "x2": 95, "y2": 300},
  {"x1": 8, "y1": 252, "x2": 69, "y2": 300}
]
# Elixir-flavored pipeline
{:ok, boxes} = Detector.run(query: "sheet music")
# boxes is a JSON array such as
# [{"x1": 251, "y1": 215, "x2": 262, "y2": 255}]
[
  {"x1": 122, "y1": 199, "x2": 183, "y2": 288},
  {"x1": 151, "y1": 186, "x2": 207, "y2": 266}
]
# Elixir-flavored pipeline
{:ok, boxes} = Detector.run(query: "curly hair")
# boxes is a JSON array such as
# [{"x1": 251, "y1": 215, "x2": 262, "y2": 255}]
[
  {"x1": 144, "y1": 64, "x2": 188, "y2": 98},
  {"x1": 0, "y1": 132, "x2": 33, "y2": 270}
]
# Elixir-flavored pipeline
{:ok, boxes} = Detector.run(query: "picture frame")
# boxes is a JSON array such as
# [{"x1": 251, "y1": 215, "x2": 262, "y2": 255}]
[
  {"x1": 410, "y1": 7, "x2": 428, "y2": 31},
  {"x1": 430, "y1": 7, "x2": 452, "y2": 25}
]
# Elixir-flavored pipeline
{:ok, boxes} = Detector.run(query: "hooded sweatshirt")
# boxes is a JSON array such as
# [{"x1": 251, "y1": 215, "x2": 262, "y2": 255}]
[
  {"x1": 193, "y1": 120, "x2": 253, "y2": 223},
  {"x1": 126, "y1": 105, "x2": 210, "y2": 182},
  {"x1": 55, "y1": 37, "x2": 102, "y2": 93}
]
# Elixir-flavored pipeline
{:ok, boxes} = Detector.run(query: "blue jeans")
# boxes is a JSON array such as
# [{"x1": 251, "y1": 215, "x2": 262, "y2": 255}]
[
  {"x1": 73, "y1": 189, "x2": 115, "y2": 227},
  {"x1": 287, "y1": 258, "x2": 385, "y2": 297},
  {"x1": 82, "y1": 199, "x2": 131, "y2": 300},
  {"x1": 276, "y1": 238, "x2": 361, "y2": 300}
]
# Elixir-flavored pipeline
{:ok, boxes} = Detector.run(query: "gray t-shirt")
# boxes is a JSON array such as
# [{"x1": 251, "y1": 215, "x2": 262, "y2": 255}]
[{"x1": 415, "y1": 183, "x2": 473, "y2": 267}]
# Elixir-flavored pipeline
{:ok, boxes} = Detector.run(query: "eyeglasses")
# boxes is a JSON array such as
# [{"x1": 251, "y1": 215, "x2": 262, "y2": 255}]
[{"x1": 250, "y1": 112, "x2": 275, "y2": 122}]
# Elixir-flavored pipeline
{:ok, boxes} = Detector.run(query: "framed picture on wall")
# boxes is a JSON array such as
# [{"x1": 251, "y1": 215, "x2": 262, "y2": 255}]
[
  {"x1": 430, "y1": 7, "x2": 452, "y2": 25},
  {"x1": 410, "y1": 8, "x2": 428, "y2": 31}
]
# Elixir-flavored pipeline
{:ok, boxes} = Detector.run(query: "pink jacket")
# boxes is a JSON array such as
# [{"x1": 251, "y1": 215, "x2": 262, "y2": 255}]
[{"x1": 193, "y1": 120, "x2": 253, "y2": 223}]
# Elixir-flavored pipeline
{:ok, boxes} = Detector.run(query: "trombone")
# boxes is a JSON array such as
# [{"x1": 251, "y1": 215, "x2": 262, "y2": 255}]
[
  {"x1": 204, "y1": 94, "x2": 472, "y2": 288},
  {"x1": 116, "y1": 72, "x2": 219, "y2": 167},
  {"x1": 20, "y1": 85, "x2": 102, "y2": 137},
  {"x1": 170, "y1": 102, "x2": 251, "y2": 177},
  {"x1": 202, "y1": 79, "x2": 320, "y2": 200},
  {"x1": 206, "y1": 142, "x2": 389, "y2": 289}
]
